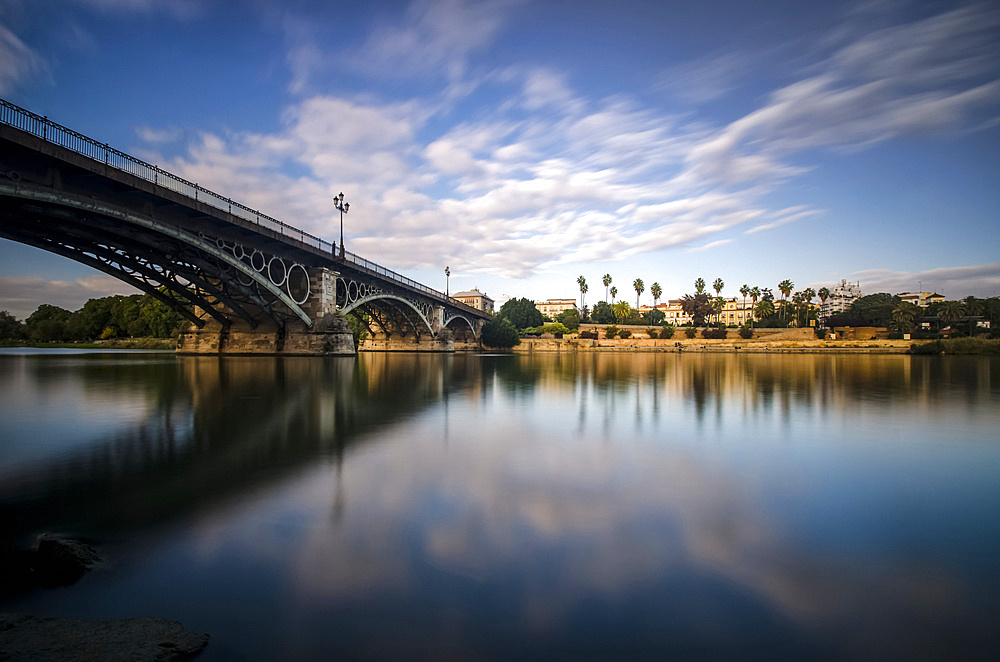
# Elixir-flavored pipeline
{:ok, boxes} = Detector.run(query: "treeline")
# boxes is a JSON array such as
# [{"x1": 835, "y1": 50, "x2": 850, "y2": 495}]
[{"x1": 0, "y1": 294, "x2": 189, "y2": 342}]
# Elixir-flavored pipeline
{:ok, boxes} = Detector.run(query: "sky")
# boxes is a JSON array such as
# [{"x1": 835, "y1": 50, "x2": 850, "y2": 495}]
[{"x1": 1, "y1": 0, "x2": 998, "y2": 319}]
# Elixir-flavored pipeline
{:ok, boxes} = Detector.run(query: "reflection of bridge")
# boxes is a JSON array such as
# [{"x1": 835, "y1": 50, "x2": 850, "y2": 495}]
[{"x1": 0, "y1": 98, "x2": 488, "y2": 354}]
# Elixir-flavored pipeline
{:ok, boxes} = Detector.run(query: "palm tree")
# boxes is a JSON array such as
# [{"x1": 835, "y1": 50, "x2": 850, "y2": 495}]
[
  {"x1": 749, "y1": 286, "x2": 761, "y2": 328},
  {"x1": 581, "y1": 281, "x2": 589, "y2": 316},
  {"x1": 964, "y1": 296, "x2": 983, "y2": 335},
  {"x1": 713, "y1": 296, "x2": 725, "y2": 326},
  {"x1": 577, "y1": 275, "x2": 587, "y2": 311},
  {"x1": 892, "y1": 301, "x2": 921, "y2": 334},
  {"x1": 602, "y1": 274, "x2": 612, "y2": 302},
  {"x1": 633, "y1": 278, "x2": 645, "y2": 308},
  {"x1": 610, "y1": 286, "x2": 617, "y2": 304},
  {"x1": 778, "y1": 279, "x2": 793, "y2": 319},
  {"x1": 817, "y1": 287, "x2": 830, "y2": 305},
  {"x1": 694, "y1": 277, "x2": 706, "y2": 294},
  {"x1": 937, "y1": 300, "x2": 965, "y2": 331},
  {"x1": 801, "y1": 287, "x2": 816, "y2": 327},
  {"x1": 613, "y1": 301, "x2": 631, "y2": 325},
  {"x1": 754, "y1": 299, "x2": 775, "y2": 320},
  {"x1": 739, "y1": 284, "x2": 750, "y2": 325},
  {"x1": 650, "y1": 282, "x2": 662, "y2": 308}
]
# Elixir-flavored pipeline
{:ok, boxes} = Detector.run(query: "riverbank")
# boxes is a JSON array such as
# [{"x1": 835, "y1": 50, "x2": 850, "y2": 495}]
[
  {"x1": 514, "y1": 337, "x2": 917, "y2": 353},
  {"x1": 0, "y1": 338, "x2": 176, "y2": 350}
]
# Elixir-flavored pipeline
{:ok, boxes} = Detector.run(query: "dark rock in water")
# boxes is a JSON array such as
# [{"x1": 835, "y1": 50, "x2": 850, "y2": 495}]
[
  {"x1": 31, "y1": 535, "x2": 100, "y2": 586},
  {"x1": 0, "y1": 613, "x2": 210, "y2": 661}
]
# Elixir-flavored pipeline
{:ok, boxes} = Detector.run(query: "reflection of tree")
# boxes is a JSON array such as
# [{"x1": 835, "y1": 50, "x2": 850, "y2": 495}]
[{"x1": 1, "y1": 354, "x2": 472, "y2": 551}]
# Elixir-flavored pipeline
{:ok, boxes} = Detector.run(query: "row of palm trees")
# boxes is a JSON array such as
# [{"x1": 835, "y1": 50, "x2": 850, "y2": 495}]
[{"x1": 578, "y1": 274, "x2": 834, "y2": 327}]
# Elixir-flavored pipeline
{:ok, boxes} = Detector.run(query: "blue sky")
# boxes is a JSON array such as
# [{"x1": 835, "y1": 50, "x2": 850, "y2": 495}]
[{"x1": 1, "y1": 0, "x2": 998, "y2": 318}]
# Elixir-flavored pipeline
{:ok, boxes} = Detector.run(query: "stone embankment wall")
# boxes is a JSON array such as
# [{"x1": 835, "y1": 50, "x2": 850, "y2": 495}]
[{"x1": 177, "y1": 313, "x2": 355, "y2": 355}]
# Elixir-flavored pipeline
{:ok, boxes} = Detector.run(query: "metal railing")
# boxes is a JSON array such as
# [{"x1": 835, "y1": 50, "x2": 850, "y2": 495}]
[{"x1": 0, "y1": 97, "x2": 478, "y2": 311}]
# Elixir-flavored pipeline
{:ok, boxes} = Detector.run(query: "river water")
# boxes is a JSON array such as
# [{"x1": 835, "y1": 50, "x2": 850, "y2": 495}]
[{"x1": 1, "y1": 349, "x2": 998, "y2": 660}]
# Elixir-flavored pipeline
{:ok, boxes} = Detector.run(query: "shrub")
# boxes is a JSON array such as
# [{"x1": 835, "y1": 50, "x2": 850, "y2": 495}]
[
  {"x1": 659, "y1": 324, "x2": 675, "y2": 339},
  {"x1": 701, "y1": 327, "x2": 727, "y2": 339},
  {"x1": 604, "y1": 325, "x2": 619, "y2": 339},
  {"x1": 738, "y1": 325, "x2": 754, "y2": 339},
  {"x1": 815, "y1": 328, "x2": 828, "y2": 340},
  {"x1": 647, "y1": 328, "x2": 660, "y2": 339},
  {"x1": 481, "y1": 317, "x2": 520, "y2": 349},
  {"x1": 579, "y1": 330, "x2": 598, "y2": 339},
  {"x1": 618, "y1": 328, "x2": 632, "y2": 339},
  {"x1": 684, "y1": 327, "x2": 697, "y2": 339},
  {"x1": 539, "y1": 323, "x2": 570, "y2": 335}
]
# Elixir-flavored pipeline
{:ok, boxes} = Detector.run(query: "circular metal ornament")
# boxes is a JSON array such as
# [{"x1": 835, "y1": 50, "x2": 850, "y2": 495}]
[
  {"x1": 267, "y1": 257, "x2": 287, "y2": 286},
  {"x1": 286, "y1": 263, "x2": 310, "y2": 305},
  {"x1": 250, "y1": 250, "x2": 266, "y2": 272}
]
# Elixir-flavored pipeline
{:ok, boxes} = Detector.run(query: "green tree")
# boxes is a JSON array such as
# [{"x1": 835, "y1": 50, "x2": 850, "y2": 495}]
[
  {"x1": 754, "y1": 299, "x2": 775, "y2": 320},
  {"x1": 739, "y1": 284, "x2": 749, "y2": 322},
  {"x1": 891, "y1": 301, "x2": 921, "y2": 334},
  {"x1": 25, "y1": 304, "x2": 72, "y2": 342},
  {"x1": 610, "y1": 286, "x2": 617, "y2": 304},
  {"x1": 633, "y1": 278, "x2": 644, "y2": 308},
  {"x1": 613, "y1": 301, "x2": 632, "y2": 324},
  {"x1": 712, "y1": 296, "x2": 725, "y2": 326},
  {"x1": 778, "y1": 280, "x2": 793, "y2": 319},
  {"x1": 650, "y1": 282, "x2": 662, "y2": 308},
  {"x1": 481, "y1": 317, "x2": 520, "y2": 349},
  {"x1": 602, "y1": 274, "x2": 612, "y2": 303},
  {"x1": 749, "y1": 286, "x2": 761, "y2": 328},
  {"x1": 0, "y1": 310, "x2": 25, "y2": 340},
  {"x1": 577, "y1": 275, "x2": 588, "y2": 311},
  {"x1": 848, "y1": 293, "x2": 901, "y2": 327},
  {"x1": 499, "y1": 297, "x2": 544, "y2": 331},
  {"x1": 555, "y1": 307, "x2": 581, "y2": 331},
  {"x1": 694, "y1": 277, "x2": 706, "y2": 294},
  {"x1": 591, "y1": 301, "x2": 615, "y2": 324},
  {"x1": 937, "y1": 300, "x2": 966, "y2": 328},
  {"x1": 713, "y1": 278, "x2": 724, "y2": 297}
]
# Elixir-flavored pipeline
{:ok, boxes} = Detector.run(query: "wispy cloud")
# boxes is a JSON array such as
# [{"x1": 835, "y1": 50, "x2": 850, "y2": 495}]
[
  {"x1": 842, "y1": 263, "x2": 1000, "y2": 298},
  {"x1": 0, "y1": 23, "x2": 47, "y2": 94}
]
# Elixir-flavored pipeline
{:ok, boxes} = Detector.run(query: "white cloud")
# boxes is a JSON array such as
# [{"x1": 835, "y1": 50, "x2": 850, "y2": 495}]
[
  {"x1": 0, "y1": 23, "x2": 47, "y2": 94},
  {"x1": 0, "y1": 274, "x2": 140, "y2": 320},
  {"x1": 844, "y1": 263, "x2": 1000, "y2": 298}
]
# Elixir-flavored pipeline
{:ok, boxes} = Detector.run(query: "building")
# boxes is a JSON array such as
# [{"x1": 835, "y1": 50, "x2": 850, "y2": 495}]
[
  {"x1": 897, "y1": 291, "x2": 946, "y2": 307},
  {"x1": 639, "y1": 297, "x2": 755, "y2": 326},
  {"x1": 820, "y1": 280, "x2": 862, "y2": 321},
  {"x1": 452, "y1": 288, "x2": 495, "y2": 314},
  {"x1": 535, "y1": 298, "x2": 578, "y2": 318}
]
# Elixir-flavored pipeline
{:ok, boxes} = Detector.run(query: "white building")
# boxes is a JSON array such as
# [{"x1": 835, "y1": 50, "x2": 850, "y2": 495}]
[
  {"x1": 535, "y1": 298, "x2": 578, "y2": 318},
  {"x1": 820, "y1": 280, "x2": 862, "y2": 321}
]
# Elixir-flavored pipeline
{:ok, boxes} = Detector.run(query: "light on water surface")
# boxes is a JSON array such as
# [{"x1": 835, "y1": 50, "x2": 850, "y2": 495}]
[{"x1": 1, "y1": 350, "x2": 998, "y2": 660}]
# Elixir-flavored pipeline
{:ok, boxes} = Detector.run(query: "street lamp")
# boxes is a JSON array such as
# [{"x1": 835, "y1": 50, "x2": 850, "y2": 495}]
[
  {"x1": 334, "y1": 192, "x2": 349, "y2": 257},
  {"x1": 445, "y1": 266, "x2": 450, "y2": 297}
]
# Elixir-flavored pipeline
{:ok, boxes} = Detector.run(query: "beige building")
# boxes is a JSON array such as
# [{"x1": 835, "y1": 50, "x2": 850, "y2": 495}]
[
  {"x1": 898, "y1": 291, "x2": 946, "y2": 307},
  {"x1": 535, "y1": 298, "x2": 578, "y2": 318},
  {"x1": 641, "y1": 297, "x2": 755, "y2": 326},
  {"x1": 452, "y1": 288, "x2": 495, "y2": 314}
]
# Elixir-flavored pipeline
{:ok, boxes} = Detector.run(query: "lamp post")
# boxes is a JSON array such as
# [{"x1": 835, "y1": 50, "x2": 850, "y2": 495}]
[
  {"x1": 334, "y1": 192, "x2": 349, "y2": 257},
  {"x1": 445, "y1": 266, "x2": 450, "y2": 297}
]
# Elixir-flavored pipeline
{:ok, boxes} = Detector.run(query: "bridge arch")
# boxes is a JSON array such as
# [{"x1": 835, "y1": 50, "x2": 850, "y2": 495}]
[{"x1": 340, "y1": 292, "x2": 435, "y2": 338}]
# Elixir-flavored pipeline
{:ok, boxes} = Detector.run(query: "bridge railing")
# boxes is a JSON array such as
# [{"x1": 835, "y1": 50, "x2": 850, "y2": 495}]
[
  {"x1": 1, "y1": 97, "x2": 486, "y2": 315},
  {"x1": 0, "y1": 98, "x2": 332, "y2": 253}
]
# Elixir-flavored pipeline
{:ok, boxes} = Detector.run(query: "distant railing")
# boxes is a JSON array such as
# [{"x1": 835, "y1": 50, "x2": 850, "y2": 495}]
[{"x1": 0, "y1": 97, "x2": 477, "y2": 311}]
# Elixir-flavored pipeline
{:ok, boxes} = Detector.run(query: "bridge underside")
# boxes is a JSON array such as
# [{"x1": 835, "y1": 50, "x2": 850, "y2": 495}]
[{"x1": 0, "y1": 119, "x2": 487, "y2": 355}]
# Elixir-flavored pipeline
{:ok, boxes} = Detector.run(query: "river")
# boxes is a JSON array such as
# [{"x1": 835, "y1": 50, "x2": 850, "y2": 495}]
[{"x1": 1, "y1": 349, "x2": 998, "y2": 660}]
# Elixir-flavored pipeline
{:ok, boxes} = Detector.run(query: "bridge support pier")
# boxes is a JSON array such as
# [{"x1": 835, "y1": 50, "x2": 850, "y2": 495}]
[
  {"x1": 360, "y1": 334, "x2": 454, "y2": 352},
  {"x1": 177, "y1": 316, "x2": 355, "y2": 356}
]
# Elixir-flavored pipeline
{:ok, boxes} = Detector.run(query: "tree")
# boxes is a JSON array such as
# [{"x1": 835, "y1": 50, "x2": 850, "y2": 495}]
[
  {"x1": 610, "y1": 286, "x2": 617, "y2": 304},
  {"x1": 613, "y1": 301, "x2": 632, "y2": 325},
  {"x1": 847, "y1": 293, "x2": 900, "y2": 327},
  {"x1": 778, "y1": 280, "x2": 793, "y2": 319},
  {"x1": 694, "y1": 277, "x2": 706, "y2": 294},
  {"x1": 681, "y1": 293, "x2": 713, "y2": 326},
  {"x1": 937, "y1": 300, "x2": 966, "y2": 328},
  {"x1": 891, "y1": 301, "x2": 921, "y2": 334},
  {"x1": 0, "y1": 310, "x2": 25, "y2": 340},
  {"x1": 749, "y1": 286, "x2": 761, "y2": 328},
  {"x1": 739, "y1": 284, "x2": 749, "y2": 323},
  {"x1": 577, "y1": 276, "x2": 588, "y2": 311},
  {"x1": 602, "y1": 274, "x2": 612, "y2": 302},
  {"x1": 498, "y1": 297, "x2": 544, "y2": 330},
  {"x1": 26, "y1": 304, "x2": 72, "y2": 342},
  {"x1": 481, "y1": 317, "x2": 520, "y2": 349},
  {"x1": 591, "y1": 301, "x2": 615, "y2": 324},
  {"x1": 633, "y1": 278, "x2": 644, "y2": 308},
  {"x1": 555, "y1": 307, "x2": 581, "y2": 331},
  {"x1": 817, "y1": 287, "x2": 830, "y2": 305},
  {"x1": 963, "y1": 296, "x2": 984, "y2": 335},
  {"x1": 754, "y1": 299, "x2": 775, "y2": 320},
  {"x1": 650, "y1": 282, "x2": 662, "y2": 308},
  {"x1": 712, "y1": 296, "x2": 725, "y2": 326},
  {"x1": 713, "y1": 278, "x2": 724, "y2": 297}
]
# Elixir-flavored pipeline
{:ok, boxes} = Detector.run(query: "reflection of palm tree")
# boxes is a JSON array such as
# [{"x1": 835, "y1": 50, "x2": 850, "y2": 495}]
[
  {"x1": 603, "y1": 274, "x2": 612, "y2": 302},
  {"x1": 633, "y1": 278, "x2": 644, "y2": 308}
]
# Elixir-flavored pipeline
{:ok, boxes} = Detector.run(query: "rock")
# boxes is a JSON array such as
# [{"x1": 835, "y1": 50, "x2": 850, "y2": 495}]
[
  {"x1": 31, "y1": 535, "x2": 100, "y2": 587},
  {"x1": 0, "y1": 613, "x2": 209, "y2": 661}
]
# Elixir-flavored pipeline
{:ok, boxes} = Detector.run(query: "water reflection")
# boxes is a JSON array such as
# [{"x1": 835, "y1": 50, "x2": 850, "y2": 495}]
[{"x1": 1, "y1": 351, "x2": 998, "y2": 661}]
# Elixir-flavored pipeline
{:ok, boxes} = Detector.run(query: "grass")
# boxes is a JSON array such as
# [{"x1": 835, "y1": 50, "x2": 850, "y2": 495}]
[
  {"x1": 0, "y1": 338, "x2": 176, "y2": 350},
  {"x1": 909, "y1": 337, "x2": 1000, "y2": 355}
]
